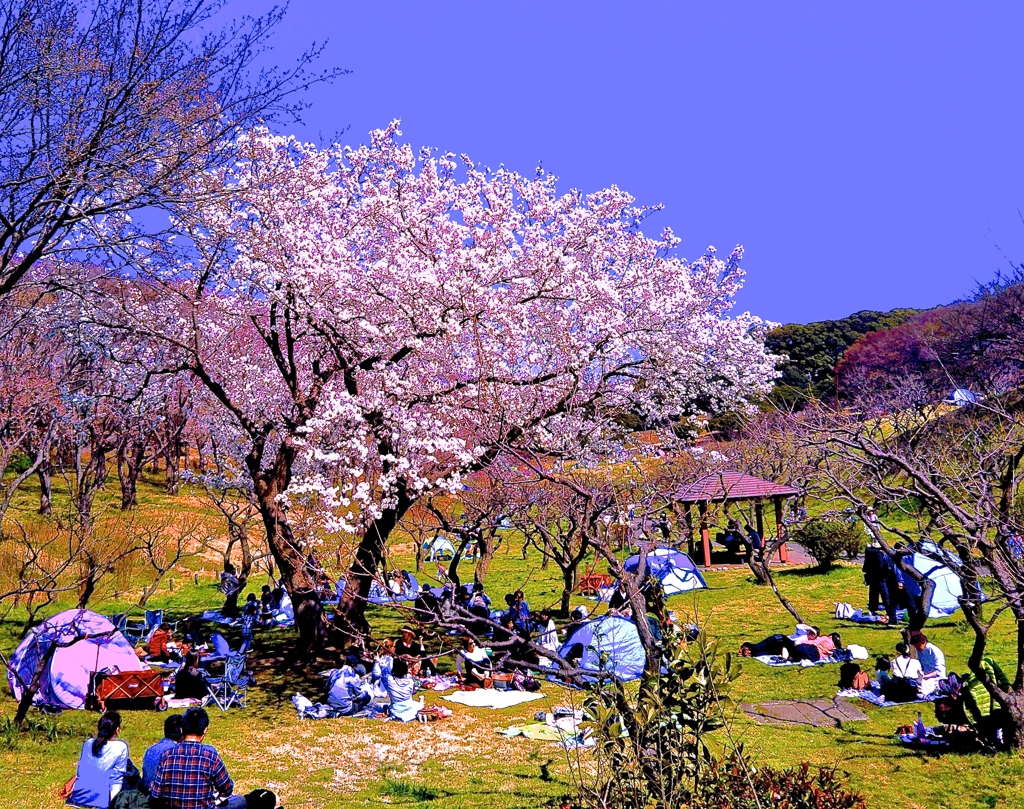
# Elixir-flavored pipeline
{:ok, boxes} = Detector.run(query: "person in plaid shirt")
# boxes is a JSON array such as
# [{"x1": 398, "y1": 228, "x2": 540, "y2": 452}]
[{"x1": 150, "y1": 707, "x2": 249, "y2": 808}]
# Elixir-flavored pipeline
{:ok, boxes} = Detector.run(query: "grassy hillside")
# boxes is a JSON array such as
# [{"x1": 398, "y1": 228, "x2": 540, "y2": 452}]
[{"x1": 1, "y1": 522, "x2": 1021, "y2": 809}]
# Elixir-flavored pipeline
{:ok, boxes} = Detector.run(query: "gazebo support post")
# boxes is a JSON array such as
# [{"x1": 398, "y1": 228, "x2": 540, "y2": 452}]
[
  {"x1": 685, "y1": 504, "x2": 695, "y2": 558},
  {"x1": 698, "y1": 502, "x2": 712, "y2": 567},
  {"x1": 774, "y1": 496, "x2": 788, "y2": 562},
  {"x1": 754, "y1": 501, "x2": 764, "y2": 543}
]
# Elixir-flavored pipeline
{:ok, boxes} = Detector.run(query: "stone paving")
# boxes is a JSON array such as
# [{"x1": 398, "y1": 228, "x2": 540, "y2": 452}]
[{"x1": 739, "y1": 697, "x2": 869, "y2": 728}]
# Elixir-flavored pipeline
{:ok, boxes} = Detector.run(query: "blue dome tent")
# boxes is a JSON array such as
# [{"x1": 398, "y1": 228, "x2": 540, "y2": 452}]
[
  {"x1": 949, "y1": 388, "x2": 977, "y2": 407},
  {"x1": 911, "y1": 552, "x2": 967, "y2": 618},
  {"x1": 423, "y1": 536, "x2": 456, "y2": 561},
  {"x1": 558, "y1": 615, "x2": 646, "y2": 681},
  {"x1": 8, "y1": 609, "x2": 144, "y2": 710},
  {"x1": 622, "y1": 547, "x2": 707, "y2": 595}
]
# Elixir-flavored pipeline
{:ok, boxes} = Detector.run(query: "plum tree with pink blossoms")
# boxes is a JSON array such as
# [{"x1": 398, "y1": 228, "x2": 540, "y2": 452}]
[{"x1": 115, "y1": 122, "x2": 777, "y2": 653}]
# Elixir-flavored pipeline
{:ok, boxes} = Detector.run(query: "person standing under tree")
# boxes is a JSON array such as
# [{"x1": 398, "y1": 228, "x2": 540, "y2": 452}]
[{"x1": 220, "y1": 562, "x2": 241, "y2": 618}]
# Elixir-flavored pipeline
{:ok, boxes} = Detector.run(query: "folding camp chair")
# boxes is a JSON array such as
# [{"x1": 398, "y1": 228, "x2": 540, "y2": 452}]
[
  {"x1": 109, "y1": 612, "x2": 145, "y2": 645},
  {"x1": 205, "y1": 653, "x2": 251, "y2": 711}
]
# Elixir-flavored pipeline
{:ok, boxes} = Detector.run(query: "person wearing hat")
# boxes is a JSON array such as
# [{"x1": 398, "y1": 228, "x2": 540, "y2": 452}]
[{"x1": 395, "y1": 627, "x2": 434, "y2": 676}]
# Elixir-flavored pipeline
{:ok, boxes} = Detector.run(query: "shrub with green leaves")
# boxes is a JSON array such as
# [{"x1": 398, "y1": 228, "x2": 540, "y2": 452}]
[
  {"x1": 791, "y1": 519, "x2": 863, "y2": 570},
  {"x1": 568, "y1": 627, "x2": 865, "y2": 809}
]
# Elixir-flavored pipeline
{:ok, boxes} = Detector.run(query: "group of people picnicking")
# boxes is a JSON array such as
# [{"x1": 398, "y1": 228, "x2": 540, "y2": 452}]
[
  {"x1": 61, "y1": 708, "x2": 275, "y2": 809},
  {"x1": 739, "y1": 625, "x2": 844, "y2": 663}
]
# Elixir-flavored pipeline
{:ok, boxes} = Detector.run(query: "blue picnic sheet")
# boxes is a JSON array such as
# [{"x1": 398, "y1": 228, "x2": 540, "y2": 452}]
[
  {"x1": 752, "y1": 653, "x2": 847, "y2": 668},
  {"x1": 846, "y1": 609, "x2": 907, "y2": 625}
]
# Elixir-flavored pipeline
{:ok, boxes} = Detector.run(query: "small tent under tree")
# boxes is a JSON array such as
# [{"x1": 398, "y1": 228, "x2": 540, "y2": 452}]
[
  {"x1": 911, "y1": 551, "x2": 968, "y2": 618},
  {"x1": 558, "y1": 615, "x2": 646, "y2": 681},
  {"x1": 948, "y1": 388, "x2": 978, "y2": 407},
  {"x1": 423, "y1": 536, "x2": 456, "y2": 561},
  {"x1": 8, "y1": 609, "x2": 145, "y2": 711},
  {"x1": 622, "y1": 547, "x2": 707, "y2": 595}
]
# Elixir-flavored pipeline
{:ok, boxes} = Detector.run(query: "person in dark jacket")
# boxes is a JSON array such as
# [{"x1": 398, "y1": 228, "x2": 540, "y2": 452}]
[
  {"x1": 894, "y1": 546, "x2": 927, "y2": 631},
  {"x1": 864, "y1": 543, "x2": 899, "y2": 622}
]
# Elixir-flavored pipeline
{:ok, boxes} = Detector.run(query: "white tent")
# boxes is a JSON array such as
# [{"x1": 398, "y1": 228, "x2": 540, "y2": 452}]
[{"x1": 423, "y1": 536, "x2": 456, "y2": 561}]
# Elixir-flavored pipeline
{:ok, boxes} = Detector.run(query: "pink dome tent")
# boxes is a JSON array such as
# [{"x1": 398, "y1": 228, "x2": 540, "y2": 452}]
[{"x1": 8, "y1": 609, "x2": 145, "y2": 711}]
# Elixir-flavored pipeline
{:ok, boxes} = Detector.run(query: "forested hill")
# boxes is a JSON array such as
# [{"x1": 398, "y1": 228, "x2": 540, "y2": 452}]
[{"x1": 766, "y1": 308, "x2": 920, "y2": 406}]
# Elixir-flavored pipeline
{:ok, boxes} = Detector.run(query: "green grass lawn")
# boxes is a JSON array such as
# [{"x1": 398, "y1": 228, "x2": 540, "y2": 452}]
[{"x1": 2, "y1": 536, "x2": 1022, "y2": 809}]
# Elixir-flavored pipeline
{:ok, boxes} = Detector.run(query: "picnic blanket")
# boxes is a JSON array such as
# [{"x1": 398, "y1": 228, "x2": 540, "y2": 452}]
[
  {"x1": 898, "y1": 725, "x2": 949, "y2": 750},
  {"x1": 837, "y1": 687, "x2": 940, "y2": 708},
  {"x1": 753, "y1": 653, "x2": 846, "y2": 668},
  {"x1": 499, "y1": 722, "x2": 566, "y2": 741},
  {"x1": 499, "y1": 709, "x2": 592, "y2": 748},
  {"x1": 441, "y1": 688, "x2": 545, "y2": 709},
  {"x1": 202, "y1": 608, "x2": 295, "y2": 628},
  {"x1": 200, "y1": 610, "x2": 236, "y2": 626}
]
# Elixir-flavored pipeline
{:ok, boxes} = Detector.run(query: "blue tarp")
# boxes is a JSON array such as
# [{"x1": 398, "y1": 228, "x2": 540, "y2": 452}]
[
  {"x1": 622, "y1": 548, "x2": 707, "y2": 595},
  {"x1": 558, "y1": 615, "x2": 646, "y2": 681},
  {"x1": 336, "y1": 572, "x2": 420, "y2": 604}
]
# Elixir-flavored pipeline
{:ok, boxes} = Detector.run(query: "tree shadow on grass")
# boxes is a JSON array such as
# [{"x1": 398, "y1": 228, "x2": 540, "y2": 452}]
[{"x1": 773, "y1": 565, "x2": 839, "y2": 578}]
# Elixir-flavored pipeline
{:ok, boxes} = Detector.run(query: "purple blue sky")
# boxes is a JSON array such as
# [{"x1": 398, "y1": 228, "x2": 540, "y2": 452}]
[{"x1": 253, "y1": 2, "x2": 1024, "y2": 324}]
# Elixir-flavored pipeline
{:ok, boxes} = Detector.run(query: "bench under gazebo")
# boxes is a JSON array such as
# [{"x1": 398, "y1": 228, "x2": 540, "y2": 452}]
[{"x1": 673, "y1": 470, "x2": 800, "y2": 566}]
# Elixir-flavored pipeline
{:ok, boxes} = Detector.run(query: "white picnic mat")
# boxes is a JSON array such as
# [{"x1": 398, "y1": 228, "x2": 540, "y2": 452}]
[{"x1": 440, "y1": 688, "x2": 546, "y2": 709}]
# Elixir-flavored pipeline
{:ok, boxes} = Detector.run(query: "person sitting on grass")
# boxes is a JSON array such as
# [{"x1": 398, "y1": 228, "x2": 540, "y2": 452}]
[
  {"x1": 384, "y1": 658, "x2": 423, "y2": 721},
  {"x1": 326, "y1": 665, "x2": 372, "y2": 716},
  {"x1": 511, "y1": 589, "x2": 531, "y2": 633},
  {"x1": 909, "y1": 630, "x2": 946, "y2": 696},
  {"x1": 372, "y1": 638, "x2": 396, "y2": 685},
  {"x1": 456, "y1": 636, "x2": 491, "y2": 687},
  {"x1": 151, "y1": 706, "x2": 275, "y2": 808},
  {"x1": 146, "y1": 623, "x2": 177, "y2": 663},
  {"x1": 959, "y1": 656, "x2": 1011, "y2": 748},
  {"x1": 883, "y1": 641, "x2": 923, "y2": 702},
  {"x1": 142, "y1": 713, "x2": 182, "y2": 794},
  {"x1": 875, "y1": 655, "x2": 893, "y2": 691},
  {"x1": 172, "y1": 650, "x2": 209, "y2": 701},
  {"x1": 65, "y1": 712, "x2": 130, "y2": 808},
  {"x1": 395, "y1": 626, "x2": 435, "y2": 676}
]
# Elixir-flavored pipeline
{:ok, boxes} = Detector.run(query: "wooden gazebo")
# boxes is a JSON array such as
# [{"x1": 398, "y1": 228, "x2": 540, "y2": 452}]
[{"x1": 672, "y1": 471, "x2": 800, "y2": 566}]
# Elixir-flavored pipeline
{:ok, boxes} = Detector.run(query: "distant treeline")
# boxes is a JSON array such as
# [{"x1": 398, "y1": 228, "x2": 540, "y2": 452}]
[
  {"x1": 767, "y1": 271, "x2": 1024, "y2": 408},
  {"x1": 765, "y1": 308, "x2": 921, "y2": 407}
]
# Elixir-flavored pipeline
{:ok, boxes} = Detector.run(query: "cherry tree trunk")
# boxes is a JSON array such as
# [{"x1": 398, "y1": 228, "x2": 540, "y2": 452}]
[
  {"x1": 1006, "y1": 692, "x2": 1024, "y2": 750},
  {"x1": 36, "y1": 463, "x2": 51, "y2": 516},
  {"x1": 560, "y1": 567, "x2": 576, "y2": 617},
  {"x1": 251, "y1": 453, "x2": 323, "y2": 661},
  {"x1": 335, "y1": 492, "x2": 412, "y2": 638},
  {"x1": 117, "y1": 441, "x2": 146, "y2": 510},
  {"x1": 474, "y1": 530, "x2": 496, "y2": 586}
]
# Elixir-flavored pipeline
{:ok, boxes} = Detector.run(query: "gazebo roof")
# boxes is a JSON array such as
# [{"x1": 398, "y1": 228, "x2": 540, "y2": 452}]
[{"x1": 673, "y1": 470, "x2": 799, "y2": 504}]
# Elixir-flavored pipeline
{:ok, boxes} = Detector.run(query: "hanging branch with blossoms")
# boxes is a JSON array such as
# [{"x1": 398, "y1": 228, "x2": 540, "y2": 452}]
[{"x1": 104, "y1": 121, "x2": 778, "y2": 654}]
